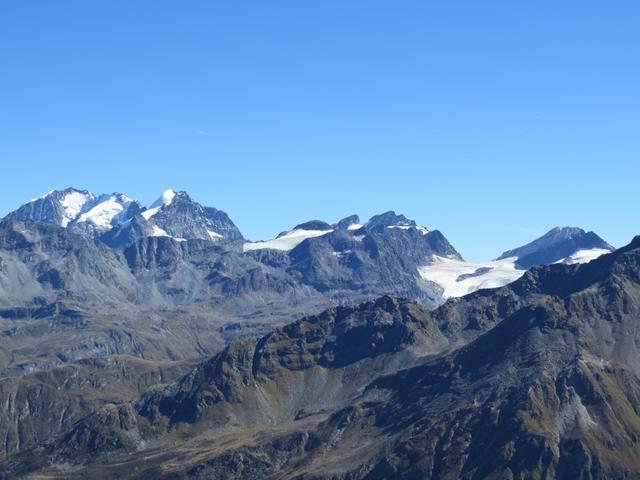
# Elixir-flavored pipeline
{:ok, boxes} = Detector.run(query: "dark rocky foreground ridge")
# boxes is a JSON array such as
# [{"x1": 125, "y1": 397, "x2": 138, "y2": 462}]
[{"x1": 2, "y1": 236, "x2": 640, "y2": 478}]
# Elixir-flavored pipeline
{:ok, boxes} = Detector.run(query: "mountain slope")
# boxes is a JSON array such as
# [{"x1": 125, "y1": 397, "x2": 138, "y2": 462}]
[
  {"x1": 0, "y1": 356, "x2": 189, "y2": 460},
  {"x1": 346, "y1": 241, "x2": 640, "y2": 478}
]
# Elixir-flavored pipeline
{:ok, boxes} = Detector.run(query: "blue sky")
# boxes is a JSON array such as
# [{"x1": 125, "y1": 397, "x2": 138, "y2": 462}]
[{"x1": 1, "y1": 1, "x2": 639, "y2": 261}]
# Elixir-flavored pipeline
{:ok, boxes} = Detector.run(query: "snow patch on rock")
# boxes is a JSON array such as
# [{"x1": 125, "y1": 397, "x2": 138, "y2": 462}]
[
  {"x1": 418, "y1": 255, "x2": 524, "y2": 299},
  {"x1": 142, "y1": 189, "x2": 176, "y2": 220},
  {"x1": 557, "y1": 248, "x2": 611, "y2": 265},
  {"x1": 60, "y1": 191, "x2": 94, "y2": 227},
  {"x1": 77, "y1": 195, "x2": 132, "y2": 232},
  {"x1": 243, "y1": 229, "x2": 333, "y2": 252}
]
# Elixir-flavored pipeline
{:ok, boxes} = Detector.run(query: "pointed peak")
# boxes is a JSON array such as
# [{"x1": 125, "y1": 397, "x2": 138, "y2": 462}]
[
  {"x1": 496, "y1": 226, "x2": 614, "y2": 269},
  {"x1": 543, "y1": 226, "x2": 586, "y2": 239}
]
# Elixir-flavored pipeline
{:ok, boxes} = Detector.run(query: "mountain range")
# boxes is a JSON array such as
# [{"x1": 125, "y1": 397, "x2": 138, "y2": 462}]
[
  {"x1": 0, "y1": 187, "x2": 614, "y2": 377},
  {"x1": 1, "y1": 229, "x2": 640, "y2": 478},
  {"x1": 0, "y1": 187, "x2": 637, "y2": 478}
]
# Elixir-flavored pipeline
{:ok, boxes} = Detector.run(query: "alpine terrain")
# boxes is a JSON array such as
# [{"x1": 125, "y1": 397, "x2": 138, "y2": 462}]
[{"x1": 0, "y1": 187, "x2": 631, "y2": 480}]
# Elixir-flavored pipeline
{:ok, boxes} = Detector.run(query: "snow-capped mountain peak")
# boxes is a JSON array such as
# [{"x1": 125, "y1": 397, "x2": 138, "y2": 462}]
[
  {"x1": 58, "y1": 189, "x2": 95, "y2": 227},
  {"x1": 150, "y1": 189, "x2": 177, "y2": 209},
  {"x1": 496, "y1": 226, "x2": 614, "y2": 269},
  {"x1": 3, "y1": 187, "x2": 243, "y2": 247},
  {"x1": 137, "y1": 190, "x2": 243, "y2": 244},
  {"x1": 5, "y1": 187, "x2": 95, "y2": 228},
  {"x1": 141, "y1": 189, "x2": 179, "y2": 220},
  {"x1": 419, "y1": 226, "x2": 615, "y2": 303}
]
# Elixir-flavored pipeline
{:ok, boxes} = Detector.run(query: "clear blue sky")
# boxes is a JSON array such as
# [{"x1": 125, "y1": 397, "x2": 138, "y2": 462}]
[{"x1": 1, "y1": 1, "x2": 638, "y2": 260}]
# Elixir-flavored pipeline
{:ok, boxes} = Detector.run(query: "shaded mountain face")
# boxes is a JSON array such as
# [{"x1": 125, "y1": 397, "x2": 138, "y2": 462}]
[{"x1": 4, "y1": 238, "x2": 640, "y2": 478}]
